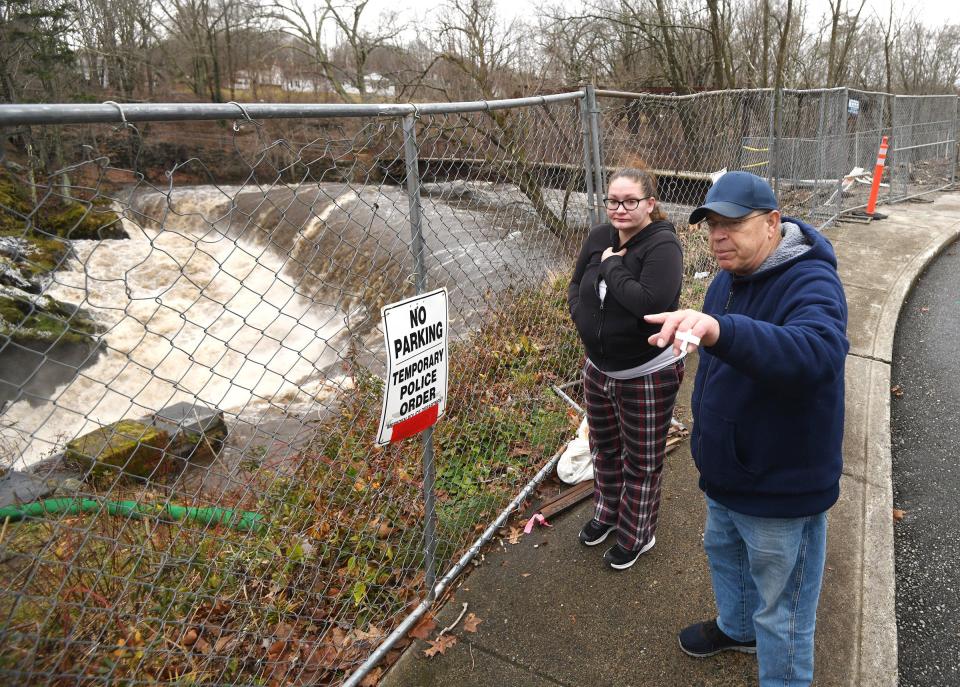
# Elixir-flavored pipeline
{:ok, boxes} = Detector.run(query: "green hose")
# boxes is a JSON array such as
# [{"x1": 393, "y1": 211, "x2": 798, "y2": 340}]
[{"x1": 0, "y1": 497, "x2": 265, "y2": 532}]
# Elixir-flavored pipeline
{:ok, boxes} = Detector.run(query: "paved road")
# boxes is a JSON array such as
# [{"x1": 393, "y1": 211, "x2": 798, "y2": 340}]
[{"x1": 891, "y1": 238, "x2": 960, "y2": 687}]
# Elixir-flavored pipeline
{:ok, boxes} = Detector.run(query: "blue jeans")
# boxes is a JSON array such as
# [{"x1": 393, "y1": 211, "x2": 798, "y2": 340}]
[{"x1": 704, "y1": 496, "x2": 828, "y2": 687}]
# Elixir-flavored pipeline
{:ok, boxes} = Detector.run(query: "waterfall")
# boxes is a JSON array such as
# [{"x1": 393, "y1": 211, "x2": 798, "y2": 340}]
[{"x1": 1, "y1": 180, "x2": 575, "y2": 469}]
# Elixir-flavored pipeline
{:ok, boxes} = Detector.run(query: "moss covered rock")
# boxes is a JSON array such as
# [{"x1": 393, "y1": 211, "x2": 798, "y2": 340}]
[
  {"x1": 47, "y1": 198, "x2": 128, "y2": 240},
  {"x1": 1, "y1": 168, "x2": 127, "y2": 243},
  {"x1": 152, "y1": 402, "x2": 228, "y2": 464},
  {"x1": 0, "y1": 289, "x2": 100, "y2": 347},
  {"x1": 0, "y1": 171, "x2": 118, "y2": 352},
  {"x1": 65, "y1": 420, "x2": 174, "y2": 479}
]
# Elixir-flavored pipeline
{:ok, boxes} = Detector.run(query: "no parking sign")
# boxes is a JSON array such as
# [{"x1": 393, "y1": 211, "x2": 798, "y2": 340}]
[{"x1": 375, "y1": 288, "x2": 448, "y2": 446}]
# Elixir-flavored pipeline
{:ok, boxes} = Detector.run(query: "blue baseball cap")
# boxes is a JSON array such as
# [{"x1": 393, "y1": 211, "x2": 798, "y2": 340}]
[{"x1": 689, "y1": 171, "x2": 779, "y2": 224}]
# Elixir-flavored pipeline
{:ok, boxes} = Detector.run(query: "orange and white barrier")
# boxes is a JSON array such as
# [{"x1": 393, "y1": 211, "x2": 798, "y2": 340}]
[{"x1": 866, "y1": 136, "x2": 889, "y2": 215}]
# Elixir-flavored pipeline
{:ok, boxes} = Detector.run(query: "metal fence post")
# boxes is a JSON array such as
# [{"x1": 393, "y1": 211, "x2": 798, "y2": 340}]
[
  {"x1": 770, "y1": 87, "x2": 782, "y2": 195},
  {"x1": 838, "y1": 88, "x2": 849, "y2": 217},
  {"x1": 586, "y1": 84, "x2": 606, "y2": 210},
  {"x1": 766, "y1": 89, "x2": 776, "y2": 186},
  {"x1": 888, "y1": 96, "x2": 898, "y2": 201},
  {"x1": 815, "y1": 91, "x2": 827, "y2": 209},
  {"x1": 579, "y1": 92, "x2": 598, "y2": 226},
  {"x1": 950, "y1": 96, "x2": 960, "y2": 186},
  {"x1": 402, "y1": 112, "x2": 438, "y2": 598}
]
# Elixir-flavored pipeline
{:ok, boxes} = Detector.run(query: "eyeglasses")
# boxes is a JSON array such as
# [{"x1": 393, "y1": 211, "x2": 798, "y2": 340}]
[
  {"x1": 701, "y1": 211, "x2": 772, "y2": 231},
  {"x1": 603, "y1": 197, "x2": 652, "y2": 211}
]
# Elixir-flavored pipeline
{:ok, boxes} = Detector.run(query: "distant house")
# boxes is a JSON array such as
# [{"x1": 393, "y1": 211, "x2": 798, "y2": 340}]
[
  {"x1": 232, "y1": 67, "x2": 394, "y2": 97},
  {"x1": 341, "y1": 72, "x2": 395, "y2": 97},
  {"x1": 232, "y1": 68, "x2": 281, "y2": 92},
  {"x1": 284, "y1": 73, "x2": 320, "y2": 93}
]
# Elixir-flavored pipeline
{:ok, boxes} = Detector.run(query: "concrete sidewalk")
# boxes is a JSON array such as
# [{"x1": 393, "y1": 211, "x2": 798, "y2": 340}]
[{"x1": 381, "y1": 191, "x2": 960, "y2": 687}]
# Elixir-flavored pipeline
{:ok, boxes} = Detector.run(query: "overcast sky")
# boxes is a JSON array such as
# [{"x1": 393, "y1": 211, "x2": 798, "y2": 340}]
[{"x1": 363, "y1": 0, "x2": 958, "y2": 35}]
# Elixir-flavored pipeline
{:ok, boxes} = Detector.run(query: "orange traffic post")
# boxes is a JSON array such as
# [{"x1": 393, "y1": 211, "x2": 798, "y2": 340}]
[{"x1": 865, "y1": 135, "x2": 889, "y2": 215}]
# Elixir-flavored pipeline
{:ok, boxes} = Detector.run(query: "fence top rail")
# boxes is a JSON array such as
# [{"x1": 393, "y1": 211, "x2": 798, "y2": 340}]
[
  {"x1": 845, "y1": 88, "x2": 895, "y2": 98},
  {"x1": 0, "y1": 91, "x2": 585, "y2": 127},
  {"x1": 780, "y1": 87, "x2": 850, "y2": 96},
  {"x1": 597, "y1": 86, "x2": 960, "y2": 103},
  {"x1": 596, "y1": 87, "x2": 775, "y2": 101},
  {"x1": 892, "y1": 93, "x2": 958, "y2": 100}
]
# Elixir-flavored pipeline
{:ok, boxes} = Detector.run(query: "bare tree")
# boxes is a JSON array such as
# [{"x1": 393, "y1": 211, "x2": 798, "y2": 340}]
[
  {"x1": 895, "y1": 22, "x2": 960, "y2": 94},
  {"x1": 705, "y1": 0, "x2": 735, "y2": 88},
  {"x1": 430, "y1": 0, "x2": 574, "y2": 237},
  {"x1": 272, "y1": 0, "x2": 399, "y2": 100},
  {"x1": 823, "y1": 0, "x2": 867, "y2": 86},
  {"x1": 156, "y1": 0, "x2": 227, "y2": 99},
  {"x1": 535, "y1": 7, "x2": 615, "y2": 87},
  {"x1": 74, "y1": 0, "x2": 158, "y2": 99},
  {"x1": 327, "y1": 0, "x2": 400, "y2": 96}
]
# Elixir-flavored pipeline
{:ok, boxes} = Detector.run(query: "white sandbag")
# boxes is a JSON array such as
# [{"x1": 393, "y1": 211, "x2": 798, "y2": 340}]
[{"x1": 557, "y1": 417, "x2": 593, "y2": 484}]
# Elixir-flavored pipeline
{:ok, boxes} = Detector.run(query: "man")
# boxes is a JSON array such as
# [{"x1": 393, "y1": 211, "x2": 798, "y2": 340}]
[{"x1": 644, "y1": 171, "x2": 849, "y2": 687}]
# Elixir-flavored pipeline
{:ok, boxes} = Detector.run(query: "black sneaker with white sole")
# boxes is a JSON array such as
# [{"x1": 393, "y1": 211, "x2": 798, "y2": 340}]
[
  {"x1": 602, "y1": 537, "x2": 656, "y2": 570},
  {"x1": 678, "y1": 619, "x2": 757, "y2": 657},
  {"x1": 578, "y1": 519, "x2": 615, "y2": 546}
]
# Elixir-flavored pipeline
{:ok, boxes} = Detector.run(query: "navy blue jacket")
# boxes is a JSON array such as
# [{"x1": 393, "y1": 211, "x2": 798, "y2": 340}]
[{"x1": 691, "y1": 218, "x2": 849, "y2": 517}]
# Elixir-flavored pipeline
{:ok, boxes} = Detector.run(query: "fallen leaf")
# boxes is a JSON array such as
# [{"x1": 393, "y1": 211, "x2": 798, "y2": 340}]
[
  {"x1": 329, "y1": 626, "x2": 351, "y2": 649},
  {"x1": 273, "y1": 623, "x2": 296, "y2": 640},
  {"x1": 507, "y1": 527, "x2": 522, "y2": 544},
  {"x1": 409, "y1": 614, "x2": 437, "y2": 641},
  {"x1": 891, "y1": 385, "x2": 904, "y2": 397},
  {"x1": 893, "y1": 508, "x2": 906, "y2": 522},
  {"x1": 369, "y1": 517, "x2": 395, "y2": 539},
  {"x1": 182, "y1": 628, "x2": 199, "y2": 647},
  {"x1": 423, "y1": 634, "x2": 457, "y2": 658},
  {"x1": 267, "y1": 639, "x2": 287, "y2": 661},
  {"x1": 302, "y1": 642, "x2": 341, "y2": 671},
  {"x1": 214, "y1": 634, "x2": 236, "y2": 652},
  {"x1": 359, "y1": 667, "x2": 383, "y2": 686},
  {"x1": 354, "y1": 626, "x2": 385, "y2": 642},
  {"x1": 463, "y1": 613, "x2": 482, "y2": 633}
]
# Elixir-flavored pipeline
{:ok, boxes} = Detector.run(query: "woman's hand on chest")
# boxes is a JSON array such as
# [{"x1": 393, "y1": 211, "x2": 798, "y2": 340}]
[{"x1": 601, "y1": 246, "x2": 627, "y2": 262}]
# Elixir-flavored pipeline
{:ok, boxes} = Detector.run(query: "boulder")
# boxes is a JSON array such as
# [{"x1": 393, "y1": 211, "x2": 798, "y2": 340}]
[
  {"x1": 151, "y1": 402, "x2": 227, "y2": 464},
  {"x1": 65, "y1": 420, "x2": 172, "y2": 480},
  {"x1": 61, "y1": 404, "x2": 228, "y2": 483},
  {"x1": 0, "y1": 470, "x2": 56, "y2": 508}
]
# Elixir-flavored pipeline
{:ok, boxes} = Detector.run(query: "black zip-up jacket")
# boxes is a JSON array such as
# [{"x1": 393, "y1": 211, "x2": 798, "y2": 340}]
[{"x1": 567, "y1": 220, "x2": 683, "y2": 371}]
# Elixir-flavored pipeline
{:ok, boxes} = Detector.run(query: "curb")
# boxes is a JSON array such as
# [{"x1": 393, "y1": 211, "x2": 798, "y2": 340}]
[{"x1": 853, "y1": 217, "x2": 960, "y2": 686}]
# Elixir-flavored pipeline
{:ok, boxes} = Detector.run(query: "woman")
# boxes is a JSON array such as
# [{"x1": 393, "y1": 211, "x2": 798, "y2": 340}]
[{"x1": 567, "y1": 168, "x2": 685, "y2": 571}]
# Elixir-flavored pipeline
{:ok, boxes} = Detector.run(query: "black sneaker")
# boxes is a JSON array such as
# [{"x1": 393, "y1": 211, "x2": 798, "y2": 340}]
[
  {"x1": 602, "y1": 537, "x2": 656, "y2": 570},
  {"x1": 578, "y1": 519, "x2": 615, "y2": 546},
  {"x1": 678, "y1": 619, "x2": 757, "y2": 657}
]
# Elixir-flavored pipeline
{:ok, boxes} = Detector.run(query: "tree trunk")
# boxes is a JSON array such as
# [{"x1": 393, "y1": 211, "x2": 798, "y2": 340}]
[
  {"x1": 706, "y1": 0, "x2": 726, "y2": 88},
  {"x1": 224, "y1": 18, "x2": 235, "y2": 101},
  {"x1": 826, "y1": 0, "x2": 840, "y2": 85},
  {"x1": 208, "y1": 27, "x2": 223, "y2": 102},
  {"x1": 761, "y1": 0, "x2": 770, "y2": 88},
  {"x1": 654, "y1": 0, "x2": 688, "y2": 93}
]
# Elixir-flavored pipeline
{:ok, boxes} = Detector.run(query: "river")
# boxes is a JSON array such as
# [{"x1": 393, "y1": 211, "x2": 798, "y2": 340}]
[{"x1": 1, "y1": 181, "x2": 584, "y2": 469}]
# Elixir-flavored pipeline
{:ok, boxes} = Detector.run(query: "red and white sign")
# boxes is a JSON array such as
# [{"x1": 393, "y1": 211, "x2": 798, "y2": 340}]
[{"x1": 376, "y1": 288, "x2": 448, "y2": 446}]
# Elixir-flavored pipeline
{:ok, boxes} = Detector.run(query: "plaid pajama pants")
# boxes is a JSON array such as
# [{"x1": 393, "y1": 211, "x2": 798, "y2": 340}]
[{"x1": 583, "y1": 359, "x2": 684, "y2": 551}]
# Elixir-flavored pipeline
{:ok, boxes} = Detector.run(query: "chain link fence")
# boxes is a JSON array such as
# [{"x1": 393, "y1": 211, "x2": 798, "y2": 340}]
[
  {"x1": 889, "y1": 94, "x2": 959, "y2": 202},
  {"x1": 1, "y1": 85, "x2": 958, "y2": 686}
]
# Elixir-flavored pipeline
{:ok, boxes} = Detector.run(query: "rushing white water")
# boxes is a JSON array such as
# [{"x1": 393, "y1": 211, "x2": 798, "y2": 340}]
[{"x1": 3, "y1": 186, "x2": 356, "y2": 468}]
